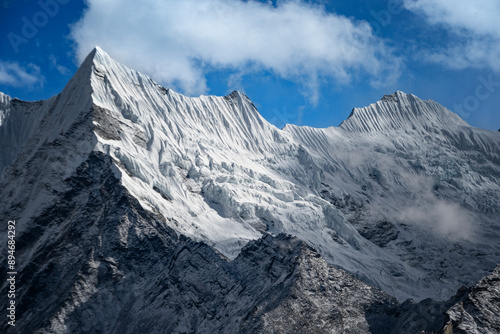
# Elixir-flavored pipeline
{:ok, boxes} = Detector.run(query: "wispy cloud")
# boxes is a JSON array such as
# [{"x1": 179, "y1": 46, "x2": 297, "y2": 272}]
[
  {"x1": 49, "y1": 55, "x2": 71, "y2": 76},
  {"x1": 70, "y1": 0, "x2": 400, "y2": 104},
  {"x1": 0, "y1": 60, "x2": 42, "y2": 87},
  {"x1": 399, "y1": 197, "x2": 475, "y2": 242},
  {"x1": 403, "y1": 0, "x2": 500, "y2": 72}
]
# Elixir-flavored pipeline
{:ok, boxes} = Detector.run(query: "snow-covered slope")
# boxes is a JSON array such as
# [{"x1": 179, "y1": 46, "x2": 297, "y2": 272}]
[
  {"x1": 0, "y1": 149, "x2": 495, "y2": 333},
  {"x1": 1, "y1": 47, "x2": 499, "y2": 306},
  {"x1": 339, "y1": 92, "x2": 470, "y2": 132},
  {"x1": 283, "y1": 91, "x2": 500, "y2": 300}
]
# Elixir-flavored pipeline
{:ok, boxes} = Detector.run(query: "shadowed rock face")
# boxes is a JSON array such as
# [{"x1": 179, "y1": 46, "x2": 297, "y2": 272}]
[
  {"x1": 0, "y1": 152, "x2": 396, "y2": 333},
  {"x1": 1, "y1": 152, "x2": 497, "y2": 334},
  {"x1": 442, "y1": 266, "x2": 500, "y2": 334}
]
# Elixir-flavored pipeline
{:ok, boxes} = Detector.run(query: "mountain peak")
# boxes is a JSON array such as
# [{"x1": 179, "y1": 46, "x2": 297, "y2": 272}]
[
  {"x1": 59, "y1": 46, "x2": 116, "y2": 100},
  {"x1": 68, "y1": 46, "x2": 121, "y2": 90},
  {"x1": 82, "y1": 46, "x2": 113, "y2": 65},
  {"x1": 380, "y1": 90, "x2": 411, "y2": 103},
  {"x1": 339, "y1": 91, "x2": 469, "y2": 132},
  {"x1": 93, "y1": 45, "x2": 106, "y2": 54}
]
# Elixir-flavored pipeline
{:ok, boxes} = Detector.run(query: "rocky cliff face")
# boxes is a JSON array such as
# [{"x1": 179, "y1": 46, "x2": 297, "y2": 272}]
[
  {"x1": 0, "y1": 148, "x2": 496, "y2": 333},
  {"x1": 0, "y1": 150, "x2": 398, "y2": 333},
  {"x1": 442, "y1": 266, "x2": 500, "y2": 334}
]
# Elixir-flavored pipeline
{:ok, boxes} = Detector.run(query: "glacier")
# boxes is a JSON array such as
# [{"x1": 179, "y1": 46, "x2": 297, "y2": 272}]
[{"x1": 0, "y1": 47, "x2": 499, "y2": 332}]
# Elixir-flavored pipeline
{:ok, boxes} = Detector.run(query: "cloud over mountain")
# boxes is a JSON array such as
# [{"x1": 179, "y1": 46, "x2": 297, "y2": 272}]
[
  {"x1": 403, "y1": 0, "x2": 500, "y2": 71},
  {"x1": 70, "y1": 0, "x2": 399, "y2": 103}
]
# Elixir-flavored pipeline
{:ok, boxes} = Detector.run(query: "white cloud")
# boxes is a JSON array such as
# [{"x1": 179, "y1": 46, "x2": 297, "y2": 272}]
[
  {"x1": 49, "y1": 55, "x2": 71, "y2": 76},
  {"x1": 399, "y1": 199, "x2": 475, "y2": 242},
  {"x1": 0, "y1": 61, "x2": 42, "y2": 87},
  {"x1": 70, "y1": 0, "x2": 399, "y2": 102},
  {"x1": 403, "y1": 0, "x2": 500, "y2": 71}
]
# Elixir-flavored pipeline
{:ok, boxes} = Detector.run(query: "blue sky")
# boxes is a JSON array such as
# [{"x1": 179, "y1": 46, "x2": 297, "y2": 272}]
[{"x1": 1, "y1": 0, "x2": 499, "y2": 131}]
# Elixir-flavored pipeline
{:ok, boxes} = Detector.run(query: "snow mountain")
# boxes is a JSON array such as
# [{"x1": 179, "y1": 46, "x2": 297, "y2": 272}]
[{"x1": 0, "y1": 47, "x2": 499, "y2": 333}]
